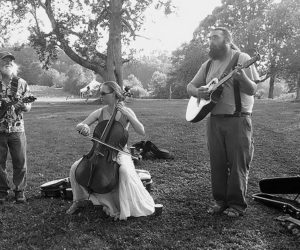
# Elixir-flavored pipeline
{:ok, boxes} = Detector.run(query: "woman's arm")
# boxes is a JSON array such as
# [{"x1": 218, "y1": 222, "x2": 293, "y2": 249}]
[
  {"x1": 117, "y1": 104, "x2": 145, "y2": 136},
  {"x1": 76, "y1": 108, "x2": 102, "y2": 136}
]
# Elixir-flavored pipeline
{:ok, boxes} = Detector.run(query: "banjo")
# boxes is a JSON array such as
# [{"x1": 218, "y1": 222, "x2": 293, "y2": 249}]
[{"x1": 186, "y1": 53, "x2": 260, "y2": 123}]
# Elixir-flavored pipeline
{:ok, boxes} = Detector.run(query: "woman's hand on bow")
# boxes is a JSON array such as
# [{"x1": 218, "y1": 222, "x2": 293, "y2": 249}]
[{"x1": 76, "y1": 123, "x2": 90, "y2": 136}]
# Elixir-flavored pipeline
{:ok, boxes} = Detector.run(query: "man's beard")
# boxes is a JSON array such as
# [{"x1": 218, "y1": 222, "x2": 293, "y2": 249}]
[
  {"x1": 209, "y1": 41, "x2": 227, "y2": 60},
  {"x1": 0, "y1": 65, "x2": 17, "y2": 77}
]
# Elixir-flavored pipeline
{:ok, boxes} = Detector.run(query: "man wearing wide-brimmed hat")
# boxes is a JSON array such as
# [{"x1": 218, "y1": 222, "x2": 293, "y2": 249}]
[{"x1": 0, "y1": 51, "x2": 32, "y2": 204}]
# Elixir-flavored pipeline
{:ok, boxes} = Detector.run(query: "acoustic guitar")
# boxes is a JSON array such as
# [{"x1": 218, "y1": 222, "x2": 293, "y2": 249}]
[{"x1": 186, "y1": 53, "x2": 260, "y2": 123}]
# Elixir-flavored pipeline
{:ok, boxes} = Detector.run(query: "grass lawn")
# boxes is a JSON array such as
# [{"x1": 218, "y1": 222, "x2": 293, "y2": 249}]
[{"x1": 0, "y1": 98, "x2": 299, "y2": 249}]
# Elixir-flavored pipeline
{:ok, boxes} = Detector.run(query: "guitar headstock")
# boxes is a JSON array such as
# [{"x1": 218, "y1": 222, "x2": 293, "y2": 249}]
[{"x1": 23, "y1": 95, "x2": 37, "y2": 103}]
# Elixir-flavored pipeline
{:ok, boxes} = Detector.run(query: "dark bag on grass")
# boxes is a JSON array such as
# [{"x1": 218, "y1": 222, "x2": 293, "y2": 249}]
[
  {"x1": 132, "y1": 140, "x2": 174, "y2": 160},
  {"x1": 40, "y1": 178, "x2": 73, "y2": 200},
  {"x1": 259, "y1": 176, "x2": 300, "y2": 194}
]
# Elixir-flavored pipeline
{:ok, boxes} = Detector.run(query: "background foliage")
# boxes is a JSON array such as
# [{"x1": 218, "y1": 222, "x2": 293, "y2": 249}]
[{"x1": 0, "y1": 0, "x2": 299, "y2": 100}]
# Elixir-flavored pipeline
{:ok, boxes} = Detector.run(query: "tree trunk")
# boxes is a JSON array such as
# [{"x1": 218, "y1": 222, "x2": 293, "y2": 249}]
[
  {"x1": 106, "y1": 0, "x2": 123, "y2": 87},
  {"x1": 268, "y1": 61, "x2": 276, "y2": 99},
  {"x1": 296, "y1": 72, "x2": 300, "y2": 101},
  {"x1": 169, "y1": 84, "x2": 172, "y2": 99},
  {"x1": 268, "y1": 73, "x2": 275, "y2": 99}
]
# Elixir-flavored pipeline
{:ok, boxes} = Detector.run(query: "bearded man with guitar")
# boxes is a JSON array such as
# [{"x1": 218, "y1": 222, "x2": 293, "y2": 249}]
[
  {"x1": 187, "y1": 27, "x2": 260, "y2": 217},
  {"x1": 0, "y1": 51, "x2": 34, "y2": 204}
]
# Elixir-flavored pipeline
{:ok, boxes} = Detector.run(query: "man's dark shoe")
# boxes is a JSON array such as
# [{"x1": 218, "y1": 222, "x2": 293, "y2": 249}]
[
  {"x1": 0, "y1": 191, "x2": 8, "y2": 204},
  {"x1": 15, "y1": 191, "x2": 26, "y2": 203}
]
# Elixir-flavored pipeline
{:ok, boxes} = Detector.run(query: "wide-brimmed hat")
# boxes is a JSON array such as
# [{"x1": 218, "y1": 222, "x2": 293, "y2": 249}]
[{"x1": 0, "y1": 51, "x2": 15, "y2": 60}]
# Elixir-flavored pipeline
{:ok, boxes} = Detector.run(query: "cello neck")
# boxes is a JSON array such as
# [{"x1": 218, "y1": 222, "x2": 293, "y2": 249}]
[{"x1": 99, "y1": 103, "x2": 118, "y2": 141}]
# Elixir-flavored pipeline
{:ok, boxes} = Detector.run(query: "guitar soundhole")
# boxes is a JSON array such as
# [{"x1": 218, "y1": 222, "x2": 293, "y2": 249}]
[
  {"x1": 211, "y1": 88, "x2": 223, "y2": 103},
  {"x1": 204, "y1": 95, "x2": 210, "y2": 101}
]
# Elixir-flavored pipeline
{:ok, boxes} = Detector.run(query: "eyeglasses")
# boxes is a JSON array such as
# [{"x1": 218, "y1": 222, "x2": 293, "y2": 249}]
[{"x1": 99, "y1": 91, "x2": 113, "y2": 96}]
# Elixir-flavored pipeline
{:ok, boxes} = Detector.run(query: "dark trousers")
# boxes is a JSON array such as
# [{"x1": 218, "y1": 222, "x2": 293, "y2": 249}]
[
  {"x1": 207, "y1": 116, "x2": 254, "y2": 212},
  {"x1": 0, "y1": 132, "x2": 27, "y2": 192}
]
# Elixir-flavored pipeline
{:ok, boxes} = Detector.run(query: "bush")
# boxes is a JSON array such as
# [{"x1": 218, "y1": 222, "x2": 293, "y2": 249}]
[
  {"x1": 39, "y1": 69, "x2": 60, "y2": 87},
  {"x1": 63, "y1": 65, "x2": 94, "y2": 95},
  {"x1": 256, "y1": 79, "x2": 288, "y2": 99},
  {"x1": 171, "y1": 84, "x2": 189, "y2": 99}
]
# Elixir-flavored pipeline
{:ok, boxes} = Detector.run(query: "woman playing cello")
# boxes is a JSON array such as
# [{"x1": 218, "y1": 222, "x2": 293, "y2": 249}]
[{"x1": 66, "y1": 81, "x2": 155, "y2": 220}]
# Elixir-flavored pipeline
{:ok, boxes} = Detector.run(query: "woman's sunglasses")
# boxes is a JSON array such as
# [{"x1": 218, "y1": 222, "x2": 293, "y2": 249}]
[{"x1": 99, "y1": 91, "x2": 113, "y2": 96}]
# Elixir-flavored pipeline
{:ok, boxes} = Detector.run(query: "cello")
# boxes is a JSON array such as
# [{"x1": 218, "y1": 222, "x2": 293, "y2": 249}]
[{"x1": 75, "y1": 91, "x2": 137, "y2": 194}]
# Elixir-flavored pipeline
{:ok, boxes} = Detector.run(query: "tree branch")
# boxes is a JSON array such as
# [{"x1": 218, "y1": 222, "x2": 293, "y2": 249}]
[
  {"x1": 61, "y1": 27, "x2": 83, "y2": 38},
  {"x1": 59, "y1": 39, "x2": 106, "y2": 76},
  {"x1": 95, "y1": 51, "x2": 107, "y2": 61},
  {"x1": 44, "y1": 0, "x2": 57, "y2": 30},
  {"x1": 121, "y1": 18, "x2": 136, "y2": 38},
  {"x1": 122, "y1": 58, "x2": 130, "y2": 64},
  {"x1": 29, "y1": 0, "x2": 42, "y2": 34},
  {"x1": 88, "y1": 8, "x2": 108, "y2": 33},
  {"x1": 255, "y1": 72, "x2": 271, "y2": 84},
  {"x1": 43, "y1": 0, "x2": 106, "y2": 76},
  {"x1": 38, "y1": 0, "x2": 46, "y2": 9},
  {"x1": 121, "y1": 17, "x2": 151, "y2": 41}
]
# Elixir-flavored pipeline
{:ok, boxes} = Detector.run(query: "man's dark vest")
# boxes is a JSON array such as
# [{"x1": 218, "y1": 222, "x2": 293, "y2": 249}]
[{"x1": 0, "y1": 76, "x2": 20, "y2": 97}]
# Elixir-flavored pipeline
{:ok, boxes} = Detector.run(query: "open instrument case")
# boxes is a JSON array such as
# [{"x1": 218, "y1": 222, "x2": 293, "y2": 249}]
[
  {"x1": 40, "y1": 169, "x2": 153, "y2": 200},
  {"x1": 252, "y1": 176, "x2": 300, "y2": 219}
]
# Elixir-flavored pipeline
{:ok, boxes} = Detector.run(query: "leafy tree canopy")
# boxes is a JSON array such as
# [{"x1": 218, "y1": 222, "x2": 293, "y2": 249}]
[
  {"x1": 167, "y1": 0, "x2": 300, "y2": 99},
  {"x1": 0, "y1": 0, "x2": 174, "y2": 86}
]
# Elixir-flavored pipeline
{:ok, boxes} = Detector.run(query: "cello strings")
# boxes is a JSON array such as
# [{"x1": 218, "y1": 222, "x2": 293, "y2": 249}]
[{"x1": 86, "y1": 135, "x2": 139, "y2": 160}]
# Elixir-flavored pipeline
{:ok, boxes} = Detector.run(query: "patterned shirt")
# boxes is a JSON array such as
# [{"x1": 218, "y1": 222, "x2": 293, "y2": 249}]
[{"x1": 0, "y1": 77, "x2": 31, "y2": 133}]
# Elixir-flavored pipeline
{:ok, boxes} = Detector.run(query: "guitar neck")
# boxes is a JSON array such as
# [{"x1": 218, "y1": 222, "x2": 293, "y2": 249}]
[
  {"x1": 213, "y1": 53, "x2": 260, "y2": 89},
  {"x1": 0, "y1": 97, "x2": 33, "y2": 119},
  {"x1": 214, "y1": 70, "x2": 236, "y2": 89}
]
